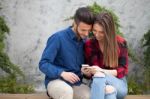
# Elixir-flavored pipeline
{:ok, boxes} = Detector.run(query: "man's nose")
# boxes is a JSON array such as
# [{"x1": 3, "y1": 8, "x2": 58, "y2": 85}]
[{"x1": 85, "y1": 31, "x2": 89, "y2": 36}]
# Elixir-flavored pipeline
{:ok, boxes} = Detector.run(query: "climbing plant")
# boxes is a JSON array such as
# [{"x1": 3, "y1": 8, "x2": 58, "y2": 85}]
[
  {"x1": 0, "y1": 16, "x2": 24, "y2": 77},
  {"x1": 0, "y1": 3, "x2": 34, "y2": 93},
  {"x1": 128, "y1": 29, "x2": 150, "y2": 94},
  {"x1": 88, "y1": 2, "x2": 122, "y2": 36},
  {"x1": 141, "y1": 29, "x2": 150, "y2": 94}
]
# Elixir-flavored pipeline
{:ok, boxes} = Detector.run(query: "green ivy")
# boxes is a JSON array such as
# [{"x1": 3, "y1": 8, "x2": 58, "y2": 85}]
[
  {"x1": 0, "y1": 16, "x2": 24, "y2": 77},
  {"x1": 127, "y1": 76, "x2": 143, "y2": 95},
  {"x1": 0, "y1": 5, "x2": 34, "y2": 93},
  {"x1": 141, "y1": 29, "x2": 150, "y2": 93},
  {"x1": 0, "y1": 76, "x2": 34, "y2": 93},
  {"x1": 88, "y1": 2, "x2": 122, "y2": 36},
  {"x1": 142, "y1": 30, "x2": 150, "y2": 68}
]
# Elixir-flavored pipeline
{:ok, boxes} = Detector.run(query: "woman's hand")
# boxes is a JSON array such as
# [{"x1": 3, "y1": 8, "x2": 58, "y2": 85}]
[
  {"x1": 90, "y1": 65, "x2": 104, "y2": 74},
  {"x1": 94, "y1": 71, "x2": 105, "y2": 77},
  {"x1": 81, "y1": 66, "x2": 92, "y2": 77},
  {"x1": 90, "y1": 66, "x2": 105, "y2": 77}
]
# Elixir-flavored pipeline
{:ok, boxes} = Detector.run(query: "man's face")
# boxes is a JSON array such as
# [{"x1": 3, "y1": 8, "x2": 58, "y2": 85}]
[{"x1": 76, "y1": 22, "x2": 92, "y2": 39}]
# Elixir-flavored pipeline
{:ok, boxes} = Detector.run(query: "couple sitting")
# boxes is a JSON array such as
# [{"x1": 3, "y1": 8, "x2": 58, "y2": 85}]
[{"x1": 39, "y1": 7, "x2": 128, "y2": 99}]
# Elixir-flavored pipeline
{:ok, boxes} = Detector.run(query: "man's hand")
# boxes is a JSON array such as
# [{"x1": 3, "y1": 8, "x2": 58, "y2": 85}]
[{"x1": 60, "y1": 71, "x2": 80, "y2": 84}]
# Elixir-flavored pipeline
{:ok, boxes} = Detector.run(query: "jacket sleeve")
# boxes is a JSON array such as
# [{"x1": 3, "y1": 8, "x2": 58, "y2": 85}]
[
  {"x1": 116, "y1": 41, "x2": 128, "y2": 78},
  {"x1": 39, "y1": 34, "x2": 64, "y2": 79}
]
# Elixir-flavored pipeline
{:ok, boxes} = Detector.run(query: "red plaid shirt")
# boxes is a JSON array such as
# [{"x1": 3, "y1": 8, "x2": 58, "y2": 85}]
[{"x1": 84, "y1": 35, "x2": 128, "y2": 78}]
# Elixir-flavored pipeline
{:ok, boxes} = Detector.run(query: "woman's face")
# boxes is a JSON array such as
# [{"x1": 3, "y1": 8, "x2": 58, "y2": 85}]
[{"x1": 92, "y1": 23, "x2": 105, "y2": 41}]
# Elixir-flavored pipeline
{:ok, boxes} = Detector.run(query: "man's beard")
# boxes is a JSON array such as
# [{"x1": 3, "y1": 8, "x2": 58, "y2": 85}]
[{"x1": 75, "y1": 25, "x2": 82, "y2": 40}]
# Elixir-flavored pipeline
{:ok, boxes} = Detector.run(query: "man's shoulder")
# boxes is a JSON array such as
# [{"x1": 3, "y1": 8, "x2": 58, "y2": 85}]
[
  {"x1": 51, "y1": 27, "x2": 69, "y2": 37},
  {"x1": 48, "y1": 27, "x2": 69, "y2": 39}
]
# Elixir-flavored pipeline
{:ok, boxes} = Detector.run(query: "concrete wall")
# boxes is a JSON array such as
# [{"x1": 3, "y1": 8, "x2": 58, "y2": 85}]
[{"x1": 0, "y1": 0, "x2": 150, "y2": 91}]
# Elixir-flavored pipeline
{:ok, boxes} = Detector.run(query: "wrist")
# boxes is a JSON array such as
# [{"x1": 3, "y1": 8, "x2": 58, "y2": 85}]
[
  {"x1": 101, "y1": 69, "x2": 105, "y2": 73},
  {"x1": 102, "y1": 69, "x2": 107, "y2": 74},
  {"x1": 96, "y1": 68, "x2": 104, "y2": 72},
  {"x1": 60, "y1": 71, "x2": 65, "y2": 78}
]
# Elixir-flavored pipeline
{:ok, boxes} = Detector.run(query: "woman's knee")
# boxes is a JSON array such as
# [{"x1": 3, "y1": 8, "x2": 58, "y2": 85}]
[
  {"x1": 117, "y1": 88, "x2": 127, "y2": 98},
  {"x1": 105, "y1": 85, "x2": 116, "y2": 94}
]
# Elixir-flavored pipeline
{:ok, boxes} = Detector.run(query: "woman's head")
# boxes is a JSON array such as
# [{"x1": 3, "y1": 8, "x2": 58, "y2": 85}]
[
  {"x1": 93, "y1": 12, "x2": 116, "y2": 42},
  {"x1": 93, "y1": 12, "x2": 118, "y2": 68}
]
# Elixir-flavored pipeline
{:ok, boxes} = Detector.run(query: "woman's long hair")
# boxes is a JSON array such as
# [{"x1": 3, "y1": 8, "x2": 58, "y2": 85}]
[{"x1": 95, "y1": 12, "x2": 118, "y2": 68}]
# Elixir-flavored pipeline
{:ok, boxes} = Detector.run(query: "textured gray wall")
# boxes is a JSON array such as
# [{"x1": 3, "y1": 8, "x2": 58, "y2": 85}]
[{"x1": 0, "y1": 0, "x2": 150, "y2": 91}]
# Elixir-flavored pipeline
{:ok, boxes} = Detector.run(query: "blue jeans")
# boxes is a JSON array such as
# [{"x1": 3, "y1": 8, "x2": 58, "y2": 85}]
[{"x1": 90, "y1": 74, "x2": 127, "y2": 99}]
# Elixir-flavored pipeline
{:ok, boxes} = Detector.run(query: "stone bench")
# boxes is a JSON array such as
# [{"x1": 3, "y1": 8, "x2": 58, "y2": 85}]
[{"x1": 0, "y1": 93, "x2": 150, "y2": 99}]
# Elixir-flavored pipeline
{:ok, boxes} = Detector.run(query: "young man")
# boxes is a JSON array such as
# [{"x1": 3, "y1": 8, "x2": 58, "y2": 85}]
[{"x1": 39, "y1": 7, "x2": 94, "y2": 99}]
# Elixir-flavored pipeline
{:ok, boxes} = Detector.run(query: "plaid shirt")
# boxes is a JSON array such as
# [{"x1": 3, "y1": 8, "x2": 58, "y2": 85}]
[{"x1": 84, "y1": 35, "x2": 128, "y2": 78}]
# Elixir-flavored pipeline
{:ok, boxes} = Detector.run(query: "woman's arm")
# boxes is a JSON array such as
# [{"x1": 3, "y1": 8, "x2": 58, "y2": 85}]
[
  {"x1": 102, "y1": 69, "x2": 117, "y2": 76},
  {"x1": 90, "y1": 66, "x2": 117, "y2": 76},
  {"x1": 97, "y1": 41, "x2": 128, "y2": 78}
]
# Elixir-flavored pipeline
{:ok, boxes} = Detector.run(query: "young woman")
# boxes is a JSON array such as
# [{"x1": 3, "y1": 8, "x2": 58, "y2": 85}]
[{"x1": 82, "y1": 12, "x2": 128, "y2": 99}]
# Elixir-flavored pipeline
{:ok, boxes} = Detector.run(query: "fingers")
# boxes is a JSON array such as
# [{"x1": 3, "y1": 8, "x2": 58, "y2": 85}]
[
  {"x1": 60, "y1": 72, "x2": 80, "y2": 84},
  {"x1": 81, "y1": 67, "x2": 85, "y2": 72},
  {"x1": 90, "y1": 68, "x2": 97, "y2": 74},
  {"x1": 91, "y1": 66, "x2": 99, "y2": 69},
  {"x1": 91, "y1": 66, "x2": 103, "y2": 72},
  {"x1": 81, "y1": 67, "x2": 91, "y2": 74},
  {"x1": 94, "y1": 72, "x2": 105, "y2": 77},
  {"x1": 71, "y1": 73, "x2": 80, "y2": 81},
  {"x1": 68, "y1": 73, "x2": 80, "y2": 84}
]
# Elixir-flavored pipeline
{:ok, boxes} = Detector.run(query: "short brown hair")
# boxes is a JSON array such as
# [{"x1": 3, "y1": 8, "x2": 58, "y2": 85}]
[{"x1": 74, "y1": 7, "x2": 94, "y2": 25}]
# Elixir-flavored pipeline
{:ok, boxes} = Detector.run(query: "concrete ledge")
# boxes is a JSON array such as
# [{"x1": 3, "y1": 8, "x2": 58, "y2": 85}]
[{"x1": 0, "y1": 93, "x2": 150, "y2": 99}]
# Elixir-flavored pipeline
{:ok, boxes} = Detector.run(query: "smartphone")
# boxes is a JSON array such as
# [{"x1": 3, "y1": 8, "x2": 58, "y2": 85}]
[
  {"x1": 82, "y1": 64, "x2": 89, "y2": 67},
  {"x1": 82, "y1": 64, "x2": 91, "y2": 70}
]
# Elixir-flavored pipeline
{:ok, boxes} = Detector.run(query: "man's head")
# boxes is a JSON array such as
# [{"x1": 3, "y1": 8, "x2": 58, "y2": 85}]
[{"x1": 73, "y1": 7, "x2": 94, "y2": 40}]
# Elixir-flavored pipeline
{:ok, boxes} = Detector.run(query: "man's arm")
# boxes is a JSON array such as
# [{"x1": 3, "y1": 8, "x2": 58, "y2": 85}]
[
  {"x1": 39, "y1": 34, "x2": 80, "y2": 83},
  {"x1": 39, "y1": 34, "x2": 63, "y2": 79}
]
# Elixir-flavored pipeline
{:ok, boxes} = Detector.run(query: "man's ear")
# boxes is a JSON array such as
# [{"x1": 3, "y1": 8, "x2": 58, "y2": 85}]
[
  {"x1": 72, "y1": 21, "x2": 78, "y2": 32},
  {"x1": 73, "y1": 21, "x2": 77, "y2": 29}
]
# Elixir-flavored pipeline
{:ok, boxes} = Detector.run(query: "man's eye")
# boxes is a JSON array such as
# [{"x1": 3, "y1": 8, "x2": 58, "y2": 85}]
[
  {"x1": 81, "y1": 30, "x2": 86, "y2": 32},
  {"x1": 93, "y1": 30, "x2": 96, "y2": 32}
]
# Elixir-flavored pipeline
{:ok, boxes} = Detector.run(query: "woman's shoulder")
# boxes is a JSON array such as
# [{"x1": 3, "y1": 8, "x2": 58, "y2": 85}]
[
  {"x1": 85, "y1": 37, "x2": 96, "y2": 45},
  {"x1": 116, "y1": 35, "x2": 126, "y2": 42},
  {"x1": 116, "y1": 35, "x2": 127, "y2": 48}
]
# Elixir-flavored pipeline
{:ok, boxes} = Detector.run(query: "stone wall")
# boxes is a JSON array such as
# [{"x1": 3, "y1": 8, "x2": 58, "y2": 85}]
[{"x1": 0, "y1": 0, "x2": 150, "y2": 91}]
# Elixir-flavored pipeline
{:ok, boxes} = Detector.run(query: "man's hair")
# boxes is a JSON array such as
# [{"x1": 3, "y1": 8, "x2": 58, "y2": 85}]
[{"x1": 74, "y1": 7, "x2": 94, "y2": 25}]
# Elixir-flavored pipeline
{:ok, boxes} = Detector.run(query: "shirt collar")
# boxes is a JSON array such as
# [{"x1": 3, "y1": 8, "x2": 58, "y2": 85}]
[
  {"x1": 68, "y1": 26, "x2": 85, "y2": 42},
  {"x1": 67, "y1": 26, "x2": 84, "y2": 43},
  {"x1": 67, "y1": 26, "x2": 77, "y2": 40}
]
